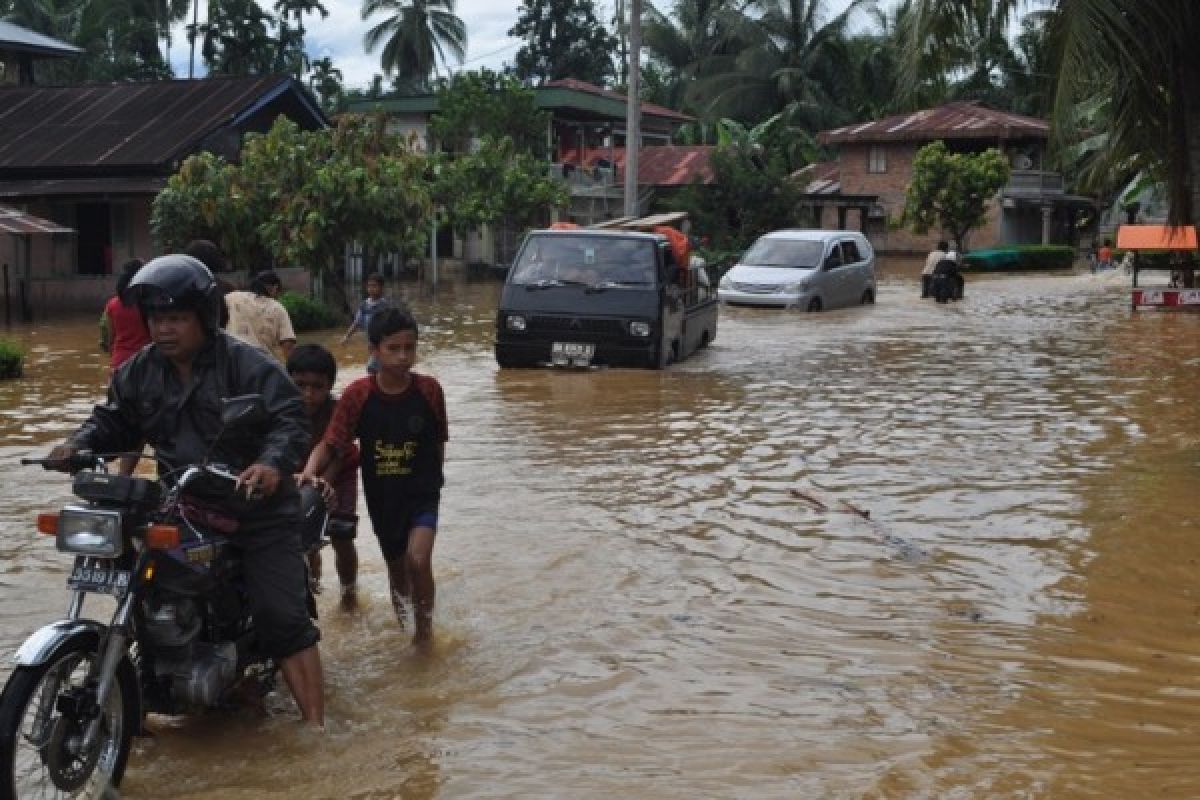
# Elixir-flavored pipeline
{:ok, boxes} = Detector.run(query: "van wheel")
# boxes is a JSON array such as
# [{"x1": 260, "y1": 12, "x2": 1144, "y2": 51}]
[
  {"x1": 860, "y1": 289, "x2": 875, "y2": 305},
  {"x1": 807, "y1": 297, "x2": 823, "y2": 312},
  {"x1": 495, "y1": 351, "x2": 528, "y2": 369}
]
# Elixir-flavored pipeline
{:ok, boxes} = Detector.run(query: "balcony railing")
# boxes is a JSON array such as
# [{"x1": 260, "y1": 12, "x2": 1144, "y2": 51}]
[
  {"x1": 1007, "y1": 169, "x2": 1065, "y2": 194},
  {"x1": 548, "y1": 162, "x2": 618, "y2": 189}
]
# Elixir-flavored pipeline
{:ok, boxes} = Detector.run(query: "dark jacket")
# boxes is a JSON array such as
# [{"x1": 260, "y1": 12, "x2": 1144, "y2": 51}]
[{"x1": 71, "y1": 332, "x2": 309, "y2": 515}]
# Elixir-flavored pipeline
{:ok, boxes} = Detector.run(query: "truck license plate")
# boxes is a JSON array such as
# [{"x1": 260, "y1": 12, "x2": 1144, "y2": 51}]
[
  {"x1": 551, "y1": 342, "x2": 594, "y2": 367},
  {"x1": 67, "y1": 561, "x2": 131, "y2": 595}
]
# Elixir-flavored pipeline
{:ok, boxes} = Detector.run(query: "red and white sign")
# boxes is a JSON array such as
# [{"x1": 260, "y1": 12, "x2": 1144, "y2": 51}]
[{"x1": 1132, "y1": 288, "x2": 1200, "y2": 308}]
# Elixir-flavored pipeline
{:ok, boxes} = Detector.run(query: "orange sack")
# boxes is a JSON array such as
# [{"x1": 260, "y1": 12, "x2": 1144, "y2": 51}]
[{"x1": 653, "y1": 226, "x2": 691, "y2": 268}]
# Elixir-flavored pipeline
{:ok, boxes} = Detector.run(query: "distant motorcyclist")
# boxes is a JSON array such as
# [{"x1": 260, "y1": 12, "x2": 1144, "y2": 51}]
[{"x1": 45, "y1": 254, "x2": 324, "y2": 726}]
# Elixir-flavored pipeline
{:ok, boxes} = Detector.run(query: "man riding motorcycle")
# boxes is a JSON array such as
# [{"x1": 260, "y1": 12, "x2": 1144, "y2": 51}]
[{"x1": 45, "y1": 254, "x2": 324, "y2": 726}]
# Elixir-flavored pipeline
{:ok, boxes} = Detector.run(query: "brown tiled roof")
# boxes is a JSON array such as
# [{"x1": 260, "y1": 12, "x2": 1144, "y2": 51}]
[
  {"x1": 818, "y1": 102, "x2": 1048, "y2": 145},
  {"x1": 543, "y1": 78, "x2": 693, "y2": 122},
  {"x1": 566, "y1": 145, "x2": 714, "y2": 186},
  {"x1": 0, "y1": 76, "x2": 323, "y2": 171}
]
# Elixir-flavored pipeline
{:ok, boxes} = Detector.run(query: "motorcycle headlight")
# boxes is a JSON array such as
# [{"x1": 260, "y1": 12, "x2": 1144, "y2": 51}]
[
  {"x1": 56, "y1": 507, "x2": 123, "y2": 557},
  {"x1": 629, "y1": 320, "x2": 651, "y2": 337},
  {"x1": 506, "y1": 315, "x2": 527, "y2": 332}
]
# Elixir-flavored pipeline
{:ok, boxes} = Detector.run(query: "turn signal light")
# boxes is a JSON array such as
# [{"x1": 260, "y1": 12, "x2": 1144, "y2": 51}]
[
  {"x1": 36, "y1": 513, "x2": 59, "y2": 536},
  {"x1": 146, "y1": 524, "x2": 180, "y2": 550}
]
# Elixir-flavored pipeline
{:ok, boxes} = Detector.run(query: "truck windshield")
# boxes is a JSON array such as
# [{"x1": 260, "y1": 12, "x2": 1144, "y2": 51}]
[
  {"x1": 510, "y1": 236, "x2": 657, "y2": 286},
  {"x1": 741, "y1": 239, "x2": 824, "y2": 268}
]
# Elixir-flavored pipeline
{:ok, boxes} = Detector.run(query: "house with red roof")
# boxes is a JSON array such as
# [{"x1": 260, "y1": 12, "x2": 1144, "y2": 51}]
[{"x1": 806, "y1": 102, "x2": 1093, "y2": 253}]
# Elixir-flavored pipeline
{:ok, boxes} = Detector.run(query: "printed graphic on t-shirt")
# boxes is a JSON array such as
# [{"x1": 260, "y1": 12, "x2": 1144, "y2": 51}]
[{"x1": 374, "y1": 440, "x2": 418, "y2": 476}]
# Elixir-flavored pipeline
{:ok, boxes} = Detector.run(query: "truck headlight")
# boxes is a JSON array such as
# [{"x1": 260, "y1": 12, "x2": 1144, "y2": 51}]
[
  {"x1": 506, "y1": 315, "x2": 527, "y2": 332},
  {"x1": 56, "y1": 508, "x2": 123, "y2": 557},
  {"x1": 629, "y1": 321, "x2": 651, "y2": 337}
]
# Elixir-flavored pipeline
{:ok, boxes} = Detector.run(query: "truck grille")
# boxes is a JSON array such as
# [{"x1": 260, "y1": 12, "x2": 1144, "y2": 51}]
[{"x1": 529, "y1": 316, "x2": 627, "y2": 336}]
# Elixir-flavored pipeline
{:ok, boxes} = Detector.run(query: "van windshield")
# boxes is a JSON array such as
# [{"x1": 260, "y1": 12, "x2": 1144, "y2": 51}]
[
  {"x1": 510, "y1": 236, "x2": 657, "y2": 286},
  {"x1": 741, "y1": 239, "x2": 824, "y2": 268}
]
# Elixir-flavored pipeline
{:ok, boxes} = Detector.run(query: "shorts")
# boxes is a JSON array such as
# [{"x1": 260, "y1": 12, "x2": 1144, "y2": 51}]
[
  {"x1": 327, "y1": 511, "x2": 358, "y2": 541},
  {"x1": 367, "y1": 493, "x2": 439, "y2": 562}
]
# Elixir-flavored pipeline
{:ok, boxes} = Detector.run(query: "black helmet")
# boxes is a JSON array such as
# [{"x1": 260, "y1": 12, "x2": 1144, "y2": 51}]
[{"x1": 128, "y1": 254, "x2": 222, "y2": 331}]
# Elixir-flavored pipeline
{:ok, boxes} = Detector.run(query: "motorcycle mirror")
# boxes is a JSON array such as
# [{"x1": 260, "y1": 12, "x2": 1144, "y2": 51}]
[{"x1": 220, "y1": 394, "x2": 266, "y2": 427}]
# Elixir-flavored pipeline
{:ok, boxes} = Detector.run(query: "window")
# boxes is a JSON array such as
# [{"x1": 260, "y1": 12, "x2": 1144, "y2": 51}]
[
  {"x1": 840, "y1": 240, "x2": 861, "y2": 264},
  {"x1": 867, "y1": 145, "x2": 887, "y2": 173}
]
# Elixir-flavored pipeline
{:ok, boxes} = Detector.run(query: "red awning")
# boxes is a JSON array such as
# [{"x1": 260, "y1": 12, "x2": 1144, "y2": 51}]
[
  {"x1": 0, "y1": 205, "x2": 73, "y2": 235},
  {"x1": 1116, "y1": 224, "x2": 1198, "y2": 250}
]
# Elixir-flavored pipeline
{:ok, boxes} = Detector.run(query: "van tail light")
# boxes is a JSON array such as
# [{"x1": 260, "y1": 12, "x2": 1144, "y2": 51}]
[
  {"x1": 146, "y1": 524, "x2": 181, "y2": 550},
  {"x1": 36, "y1": 513, "x2": 59, "y2": 536}
]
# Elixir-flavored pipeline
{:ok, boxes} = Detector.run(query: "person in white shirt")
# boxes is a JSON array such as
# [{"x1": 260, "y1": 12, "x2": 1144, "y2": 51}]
[
  {"x1": 225, "y1": 270, "x2": 297, "y2": 361},
  {"x1": 921, "y1": 240, "x2": 949, "y2": 297}
]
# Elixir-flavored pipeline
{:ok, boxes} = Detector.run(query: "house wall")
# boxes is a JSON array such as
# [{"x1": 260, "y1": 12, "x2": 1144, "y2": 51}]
[
  {"x1": 833, "y1": 142, "x2": 1007, "y2": 254},
  {"x1": 384, "y1": 113, "x2": 429, "y2": 152}
]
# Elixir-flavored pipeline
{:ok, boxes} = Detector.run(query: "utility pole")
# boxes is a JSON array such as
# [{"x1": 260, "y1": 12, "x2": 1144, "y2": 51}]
[
  {"x1": 188, "y1": 0, "x2": 199, "y2": 79},
  {"x1": 623, "y1": 0, "x2": 641, "y2": 218}
]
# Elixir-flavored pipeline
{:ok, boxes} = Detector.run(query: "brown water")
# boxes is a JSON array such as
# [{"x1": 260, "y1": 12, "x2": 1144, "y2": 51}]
[{"x1": 0, "y1": 262, "x2": 1198, "y2": 799}]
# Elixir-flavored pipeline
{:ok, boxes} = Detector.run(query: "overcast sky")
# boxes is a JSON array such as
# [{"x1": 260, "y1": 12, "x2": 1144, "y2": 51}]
[{"x1": 167, "y1": 0, "x2": 867, "y2": 91}]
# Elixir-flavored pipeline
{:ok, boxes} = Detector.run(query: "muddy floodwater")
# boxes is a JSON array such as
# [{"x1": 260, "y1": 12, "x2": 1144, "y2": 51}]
[{"x1": 0, "y1": 261, "x2": 1198, "y2": 798}]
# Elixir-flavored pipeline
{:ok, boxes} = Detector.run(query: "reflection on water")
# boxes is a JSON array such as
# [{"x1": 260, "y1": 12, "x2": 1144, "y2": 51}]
[{"x1": 0, "y1": 264, "x2": 1198, "y2": 797}]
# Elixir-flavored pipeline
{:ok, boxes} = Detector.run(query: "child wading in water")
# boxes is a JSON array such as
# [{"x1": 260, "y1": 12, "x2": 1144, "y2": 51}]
[
  {"x1": 287, "y1": 344, "x2": 361, "y2": 607},
  {"x1": 303, "y1": 308, "x2": 447, "y2": 644}
]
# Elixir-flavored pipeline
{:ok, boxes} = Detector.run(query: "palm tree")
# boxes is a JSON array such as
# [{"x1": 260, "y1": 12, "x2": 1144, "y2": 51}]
[
  {"x1": 274, "y1": 0, "x2": 328, "y2": 77},
  {"x1": 200, "y1": 0, "x2": 277, "y2": 75},
  {"x1": 360, "y1": 0, "x2": 466, "y2": 88},
  {"x1": 642, "y1": 0, "x2": 749, "y2": 116},
  {"x1": 693, "y1": 0, "x2": 870, "y2": 129}
]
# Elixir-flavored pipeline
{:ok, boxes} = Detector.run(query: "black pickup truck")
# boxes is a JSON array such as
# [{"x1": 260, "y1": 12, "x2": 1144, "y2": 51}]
[{"x1": 494, "y1": 228, "x2": 719, "y2": 369}]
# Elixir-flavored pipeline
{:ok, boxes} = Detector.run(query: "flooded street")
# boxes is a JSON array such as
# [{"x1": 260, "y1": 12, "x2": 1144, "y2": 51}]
[{"x1": 1, "y1": 260, "x2": 1198, "y2": 798}]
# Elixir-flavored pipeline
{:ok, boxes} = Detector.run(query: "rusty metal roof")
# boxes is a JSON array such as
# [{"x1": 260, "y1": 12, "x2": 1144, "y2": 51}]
[
  {"x1": 0, "y1": 204, "x2": 73, "y2": 235},
  {"x1": 792, "y1": 161, "x2": 840, "y2": 194},
  {"x1": 566, "y1": 145, "x2": 714, "y2": 186},
  {"x1": 0, "y1": 76, "x2": 324, "y2": 171},
  {"x1": 818, "y1": 102, "x2": 1048, "y2": 145}
]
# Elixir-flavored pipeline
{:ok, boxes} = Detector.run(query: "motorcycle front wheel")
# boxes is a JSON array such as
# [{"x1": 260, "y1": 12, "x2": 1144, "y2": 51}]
[{"x1": 0, "y1": 632, "x2": 138, "y2": 800}]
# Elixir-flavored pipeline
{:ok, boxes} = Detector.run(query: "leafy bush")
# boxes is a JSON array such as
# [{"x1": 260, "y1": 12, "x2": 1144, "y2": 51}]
[
  {"x1": 0, "y1": 338, "x2": 24, "y2": 379},
  {"x1": 962, "y1": 245, "x2": 1075, "y2": 271},
  {"x1": 279, "y1": 291, "x2": 341, "y2": 333}
]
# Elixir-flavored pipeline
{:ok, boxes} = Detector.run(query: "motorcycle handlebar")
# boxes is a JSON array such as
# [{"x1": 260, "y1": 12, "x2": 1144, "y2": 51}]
[{"x1": 20, "y1": 452, "x2": 100, "y2": 472}]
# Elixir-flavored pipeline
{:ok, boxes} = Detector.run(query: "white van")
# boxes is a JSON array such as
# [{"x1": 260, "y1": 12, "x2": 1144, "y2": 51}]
[{"x1": 717, "y1": 230, "x2": 876, "y2": 311}]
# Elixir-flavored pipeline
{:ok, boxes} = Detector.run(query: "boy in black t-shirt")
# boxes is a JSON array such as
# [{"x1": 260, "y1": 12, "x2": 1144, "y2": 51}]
[{"x1": 302, "y1": 308, "x2": 447, "y2": 645}]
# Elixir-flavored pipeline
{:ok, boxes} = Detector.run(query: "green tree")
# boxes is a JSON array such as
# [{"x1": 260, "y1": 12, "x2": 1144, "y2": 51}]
[
  {"x1": 274, "y1": 0, "x2": 328, "y2": 78},
  {"x1": 679, "y1": 141, "x2": 802, "y2": 249},
  {"x1": 152, "y1": 116, "x2": 434, "y2": 303},
  {"x1": 642, "y1": 0, "x2": 749, "y2": 115},
  {"x1": 308, "y1": 56, "x2": 344, "y2": 113},
  {"x1": 902, "y1": 140, "x2": 1010, "y2": 254},
  {"x1": 428, "y1": 69, "x2": 549, "y2": 156},
  {"x1": 431, "y1": 136, "x2": 569, "y2": 239},
  {"x1": 200, "y1": 0, "x2": 277, "y2": 75},
  {"x1": 361, "y1": 0, "x2": 466, "y2": 89},
  {"x1": 509, "y1": 0, "x2": 618, "y2": 86}
]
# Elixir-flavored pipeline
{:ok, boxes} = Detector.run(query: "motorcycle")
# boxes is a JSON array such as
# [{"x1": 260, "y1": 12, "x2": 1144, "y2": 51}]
[
  {"x1": 0, "y1": 395, "x2": 324, "y2": 799},
  {"x1": 928, "y1": 259, "x2": 965, "y2": 303}
]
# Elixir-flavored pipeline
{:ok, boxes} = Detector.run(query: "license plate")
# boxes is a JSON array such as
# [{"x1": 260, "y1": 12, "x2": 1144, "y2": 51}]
[
  {"x1": 67, "y1": 561, "x2": 131, "y2": 595},
  {"x1": 551, "y1": 342, "x2": 594, "y2": 367}
]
